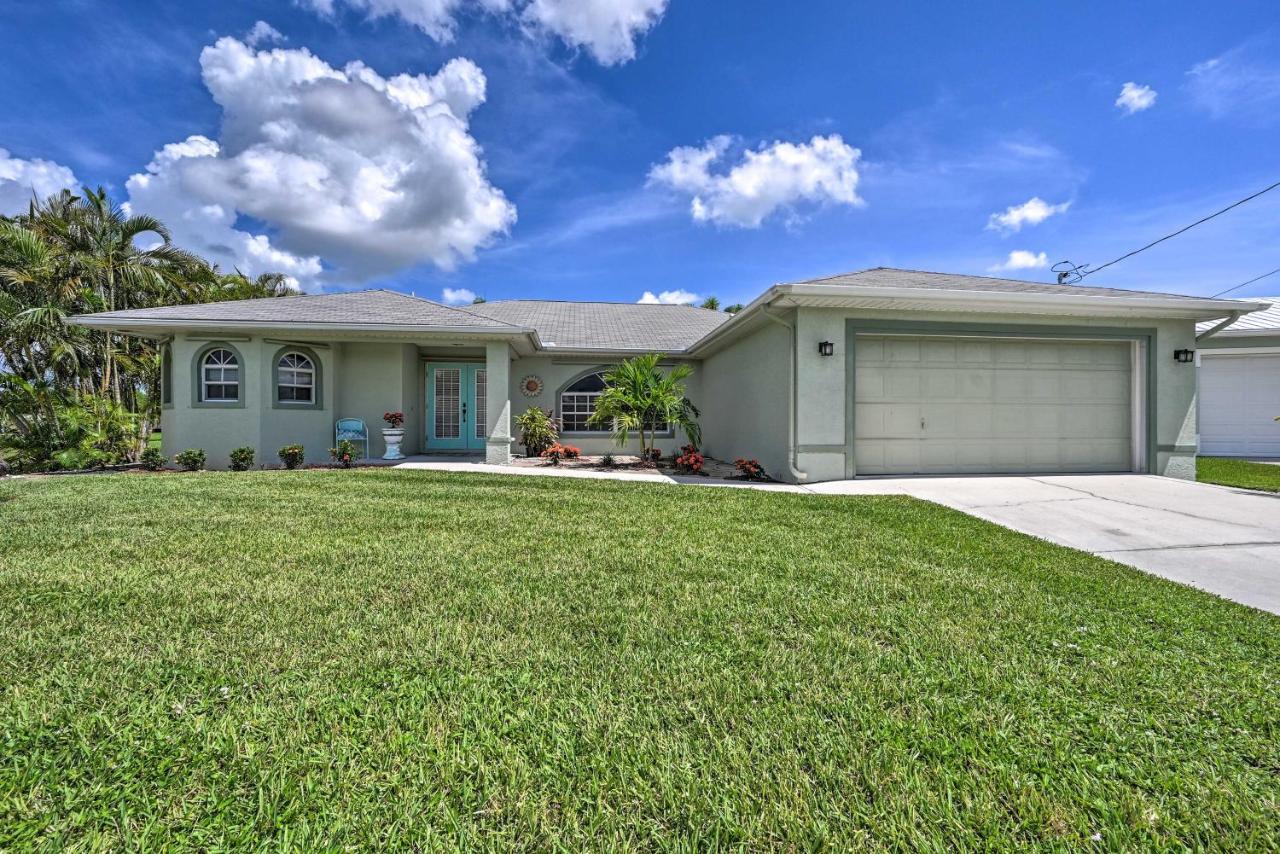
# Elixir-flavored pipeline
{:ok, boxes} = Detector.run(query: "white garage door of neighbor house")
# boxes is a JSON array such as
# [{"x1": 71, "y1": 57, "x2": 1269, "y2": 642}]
[
  {"x1": 1199, "y1": 353, "x2": 1280, "y2": 457},
  {"x1": 855, "y1": 335, "x2": 1134, "y2": 475}
]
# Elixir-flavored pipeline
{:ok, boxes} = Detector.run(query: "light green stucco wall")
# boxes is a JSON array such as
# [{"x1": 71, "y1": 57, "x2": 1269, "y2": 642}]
[
  {"x1": 163, "y1": 336, "x2": 430, "y2": 468},
  {"x1": 505, "y1": 355, "x2": 704, "y2": 457},
  {"x1": 696, "y1": 321, "x2": 790, "y2": 480}
]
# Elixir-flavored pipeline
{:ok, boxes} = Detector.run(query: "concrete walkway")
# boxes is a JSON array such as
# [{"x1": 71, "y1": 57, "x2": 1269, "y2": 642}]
[{"x1": 392, "y1": 460, "x2": 1280, "y2": 615}]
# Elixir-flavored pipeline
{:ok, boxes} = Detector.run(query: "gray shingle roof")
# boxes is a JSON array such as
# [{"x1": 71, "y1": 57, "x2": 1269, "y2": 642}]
[
  {"x1": 793, "y1": 267, "x2": 1221, "y2": 303},
  {"x1": 1196, "y1": 296, "x2": 1280, "y2": 333},
  {"x1": 74, "y1": 290, "x2": 521, "y2": 330},
  {"x1": 470, "y1": 300, "x2": 730, "y2": 351}
]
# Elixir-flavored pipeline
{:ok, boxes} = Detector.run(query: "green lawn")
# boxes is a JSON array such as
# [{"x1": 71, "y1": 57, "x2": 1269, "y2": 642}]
[
  {"x1": 1, "y1": 471, "x2": 1277, "y2": 849},
  {"x1": 1198, "y1": 455, "x2": 1280, "y2": 493}
]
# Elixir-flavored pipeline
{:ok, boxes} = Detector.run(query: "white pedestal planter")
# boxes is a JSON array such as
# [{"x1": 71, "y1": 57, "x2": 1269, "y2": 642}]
[{"x1": 381, "y1": 428, "x2": 405, "y2": 460}]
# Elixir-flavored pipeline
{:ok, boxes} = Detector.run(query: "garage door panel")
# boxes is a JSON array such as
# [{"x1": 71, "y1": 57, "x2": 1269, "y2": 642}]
[
  {"x1": 855, "y1": 335, "x2": 1133, "y2": 475},
  {"x1": 886, "y1": 338, "x2": 921, "y2": 362},
  {"x1": 1199, "y1": 354, "x2": 1280, "y2": 456}
]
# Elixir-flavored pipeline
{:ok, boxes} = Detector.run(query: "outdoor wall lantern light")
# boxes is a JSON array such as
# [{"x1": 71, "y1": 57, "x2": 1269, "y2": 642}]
[
  {"x1": 818, "y1": 341, "x2": 835, "y2": 357},
  {"x1": 1173, "y1": 348, "x2": 1195, "y2": 363}
]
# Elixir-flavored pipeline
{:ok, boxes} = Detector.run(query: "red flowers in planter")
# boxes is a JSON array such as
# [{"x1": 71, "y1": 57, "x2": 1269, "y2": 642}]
[
  {"x1": 674, "y1": 444, "x2": 704, "y2": 474},
  {"x1": 383, "y1": 411, "x2": 405, "y2": 429},
  {"x1": 734, "y1": 458, "x2": 767, "y2": 480},
  {"x1": 540, "y1": 443, "x2": 581, "y2": 465}
]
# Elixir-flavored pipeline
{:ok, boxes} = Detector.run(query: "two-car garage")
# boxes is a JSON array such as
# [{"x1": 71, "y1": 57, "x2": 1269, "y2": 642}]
[{"x1": 853, "y1": 334, "x2": 1137, "y2": 475}]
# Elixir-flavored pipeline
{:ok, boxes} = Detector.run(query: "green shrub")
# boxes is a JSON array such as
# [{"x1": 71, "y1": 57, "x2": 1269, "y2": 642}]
[
  {"x1": 228, "y1": 446, "x2": 255, "y2": 471},
  {"x1": 139, "y1": 448, "x2": 167, "y2": 471},
  {"x1": 515, "y1": 407, "x2": 558, "y2": 458},
  {"x1": 278, "y1": 445, "x2": 305, "y2": 469},
  {"x1": 330, "y1": 439, "x2": 359, "y2": 468},
  {"x1": 173, "y1": 448, "x2": 206, "y2": 471}
]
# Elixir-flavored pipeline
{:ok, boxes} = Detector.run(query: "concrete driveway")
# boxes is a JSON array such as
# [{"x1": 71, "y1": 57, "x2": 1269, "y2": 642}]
[{"x1": 808, "y1": 474, "x2": 1280, "y2": 615}]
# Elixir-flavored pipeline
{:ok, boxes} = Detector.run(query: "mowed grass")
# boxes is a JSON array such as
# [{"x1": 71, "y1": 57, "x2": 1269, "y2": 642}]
[
  {"x1": 1198, "y1": 455, "x2": 1280, "y2": 493},
  {"x1": 1, "y1": 471, "x2": 1278, "y2": 850}
]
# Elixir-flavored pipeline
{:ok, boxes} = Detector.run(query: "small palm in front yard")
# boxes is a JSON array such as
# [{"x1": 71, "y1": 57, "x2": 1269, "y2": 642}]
[
  {"x1": 588, "y1": 352, "x2": 701, "y2": 456},
  {"x1": 1, "y1": 470, "x2": 1277, "y2": 849}
]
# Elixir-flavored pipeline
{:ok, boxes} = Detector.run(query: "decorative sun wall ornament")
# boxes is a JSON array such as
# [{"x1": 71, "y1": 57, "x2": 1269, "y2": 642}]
[{"x1": 520, "y1": 375, "x2": 544, "y2": 397}]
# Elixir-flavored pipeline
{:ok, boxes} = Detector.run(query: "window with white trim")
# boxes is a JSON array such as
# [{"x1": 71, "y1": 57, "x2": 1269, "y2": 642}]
[
  {"x1": 559, "y1": 371, "x2": 669, "y2": 434},
  {"x1": 200, "y1": 348, "x2": 239, "y2": 402},
  {"x1": 276, "y1": 352, "x2": 315, "y2": 404},
  {"x1": 560, "y1": 372, "x2": 609, "y2": 432}
]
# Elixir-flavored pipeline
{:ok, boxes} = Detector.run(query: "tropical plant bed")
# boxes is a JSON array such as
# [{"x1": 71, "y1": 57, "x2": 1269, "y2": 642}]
[
  {"x1": 511, "y1": 452, "x2": 758, "y2": 479},
  {"x1": 1, "y1": 470, "x2": 1277, "y2": 849}
]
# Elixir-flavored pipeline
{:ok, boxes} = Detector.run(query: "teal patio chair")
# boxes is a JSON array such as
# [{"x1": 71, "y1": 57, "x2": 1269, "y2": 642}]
[{"x1": 335, "y1": 418, "x2": 369, "y2": 460}]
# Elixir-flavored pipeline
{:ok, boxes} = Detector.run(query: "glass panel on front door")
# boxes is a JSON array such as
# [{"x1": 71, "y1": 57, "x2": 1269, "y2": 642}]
[{"x1": 428, "y1": 364, "x2": 487, "y2": 451}]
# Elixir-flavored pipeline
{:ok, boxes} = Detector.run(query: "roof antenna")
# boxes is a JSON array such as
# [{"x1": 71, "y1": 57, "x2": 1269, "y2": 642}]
[{"x1": 1052, "y1": 261, "x2": 1088, "y2": 285}]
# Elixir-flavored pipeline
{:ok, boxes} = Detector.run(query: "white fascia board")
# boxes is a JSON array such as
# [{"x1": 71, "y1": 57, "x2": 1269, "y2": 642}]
[
  {"x1": 774, "y1": 284, "x2": 1268, "y2": 318},
  {"x1": 69, "y1": 315, "x2": 537, "y2": 339}
]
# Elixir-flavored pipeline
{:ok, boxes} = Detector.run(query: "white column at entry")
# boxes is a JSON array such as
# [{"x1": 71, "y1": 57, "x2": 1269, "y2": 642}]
[{"x1": 484, "y1": 341, "x2": 512, "y2": 463}]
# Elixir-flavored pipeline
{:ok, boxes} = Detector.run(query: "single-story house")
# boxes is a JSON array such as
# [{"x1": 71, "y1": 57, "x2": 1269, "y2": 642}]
[
  {"x1": 1196, "y1": 297, "x2": 1280, "y2": 457},
  {"x1": 71, "y1": 268, "x2": 1265, "y2": 482}
]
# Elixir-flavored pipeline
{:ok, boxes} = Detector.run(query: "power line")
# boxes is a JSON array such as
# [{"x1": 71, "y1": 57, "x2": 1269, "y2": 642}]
[
  {"x1": 1053, "y1": 177, "x2": 1280, "y2": 284},
  {"x1": 1211, "y1": 266, "x2": 1280, "y2": 299}
]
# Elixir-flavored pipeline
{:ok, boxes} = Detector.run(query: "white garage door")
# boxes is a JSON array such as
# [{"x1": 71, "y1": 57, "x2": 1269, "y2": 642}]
[
  {"x1": 1199, "y1": 353, "x2": 1280, "y2": 457},
  {"x1": 855, "y1": 335, "x2": 1134, "y2": 475}
]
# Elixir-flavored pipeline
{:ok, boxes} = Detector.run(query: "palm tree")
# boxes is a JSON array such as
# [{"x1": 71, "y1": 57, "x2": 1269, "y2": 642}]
[
  {"x1": 700, "y1": 296, "x2": 720, "y2": 310},
  {"x1": 723, "y1": 303, "x2": 744, "y2": 314},
  {"x1": 1, "y1": 187, "x2": 290, "y2": 469},
  {"x1": 587, "y1": 353, "x2": 701, "y2": 458},
  {"x1": 210, "y1": 269, "x2": 298, "y2": 301},
  {"x1": 59, "y1": 187, "x2": 208, "y2": 404}
]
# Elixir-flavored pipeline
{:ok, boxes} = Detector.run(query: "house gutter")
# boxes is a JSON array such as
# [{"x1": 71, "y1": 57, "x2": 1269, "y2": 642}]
[
  {"x1": 760, "y1": 305, "x2": 808, "y2": 484},
  {"x1": 1195, "y1": 311, "x2": 1242, "y2": 342}
]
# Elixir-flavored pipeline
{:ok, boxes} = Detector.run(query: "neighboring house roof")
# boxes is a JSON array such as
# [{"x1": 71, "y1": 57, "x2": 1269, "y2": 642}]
[
  {"x1": 1195, "y1": 296, "x2": 1280, "y2": 335},
  {"x1": 469, "y1": 300, "x2": 729, "y2": 351},
  {"x1": 72, "y1": 290, "x2": 521, "y2": 332}
]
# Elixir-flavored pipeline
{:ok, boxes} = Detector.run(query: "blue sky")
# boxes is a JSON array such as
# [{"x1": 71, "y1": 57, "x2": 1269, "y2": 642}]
[{"x1": 2, "y1": 0, "x2": 1279, "y2": 306}]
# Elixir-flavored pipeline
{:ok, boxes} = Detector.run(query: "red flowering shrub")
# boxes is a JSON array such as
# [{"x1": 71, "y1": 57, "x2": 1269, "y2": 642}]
[
  {"x1": 383, "y1": 411, "x2": 405, "y2": 429},
  {"x1": 540, "y1": 443, "x2": 581, "y2": 465},
  {"x1": 674, "y1": 444, "x2": 704, "y2": 474},
  {"x1": 734, "y1": 458, "x2": 767, "y2": 481},
  {"x1": 641, "y1": 447, "x2": 662, "y2": 464}
]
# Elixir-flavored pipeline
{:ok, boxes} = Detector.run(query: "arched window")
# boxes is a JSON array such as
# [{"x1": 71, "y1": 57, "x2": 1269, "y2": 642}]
[
  {"x1": 161, "y1": 343, "x2": 173, "y2": 406},
  {"x1": 560, "y1": 371, "x2": 609, "y2": 432},
  {"x1": 558, "y1": 369, "x2": 670, "y2": 435},
  {"x1": 276, "y1": 352, "x2": 315, "y2": 404},
  {"x1": 200, "y1": 348, "x2": 239, "y2": 402}
]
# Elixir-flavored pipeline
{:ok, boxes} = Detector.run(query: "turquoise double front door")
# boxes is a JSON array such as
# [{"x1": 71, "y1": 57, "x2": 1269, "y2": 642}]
[{"x1": 427, "y1": 363, "x2": 488, "y2": 451}]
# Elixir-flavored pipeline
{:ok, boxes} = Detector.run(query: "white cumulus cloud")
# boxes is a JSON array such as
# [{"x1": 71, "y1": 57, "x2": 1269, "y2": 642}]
[
  {"x1": 988, "y1": 250, "x2": 1049, "y2": 272},
  {"x1": 245, "y1": 20, "x2": 287, "y2": 47},
  {"x1": 441, "y1": 286, "x2": 477, "y2": 304},
  {"x1": 648, "y1": 134, "x2": 862, "y2": 228},
  {"x1": 986, "y1": 196, "x2": 1070, "y2": 234},
  {"x1": 1115, "y1": 81, "x2": 1157, "y2": 114},
  {"x1": 299, "y1": 0, "x2": 668, "y2": 65},
  {"x1": 0, "y1": 148, "x2": 80, "y2": 215},
  {"x1": 637, "y1": 288, "x2": 699, "y2": 305},
  {"x1": 124, "y1": 37, "x2": 515, "y2": 287},
  {"x1": 521, "y1": 0, "x2": 668, "y2": 65}
]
